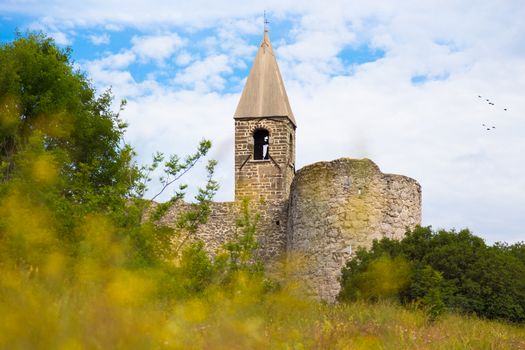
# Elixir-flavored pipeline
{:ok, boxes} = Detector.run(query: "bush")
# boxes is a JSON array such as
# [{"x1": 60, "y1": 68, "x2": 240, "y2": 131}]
[{"x1": 339, "y1": 226, "x2": 525, "y2": 322}]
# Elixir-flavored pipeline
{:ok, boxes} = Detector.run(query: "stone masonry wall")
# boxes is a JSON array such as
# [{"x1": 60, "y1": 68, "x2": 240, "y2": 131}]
[
  {"x1": 287, "y1": 158, "x2": 421, "y2": 302},
  {"x1": 157, "y1": 199, "x2": 289, "y2": 262},
  {"x1": 235, "y1": 117, "x2": 295, "y2": 202}
]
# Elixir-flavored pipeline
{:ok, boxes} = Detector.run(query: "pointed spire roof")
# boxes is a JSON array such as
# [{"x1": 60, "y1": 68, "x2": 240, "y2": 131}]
[{"x1": 234, "y1": 31, "x2": 296, "y2": 127}]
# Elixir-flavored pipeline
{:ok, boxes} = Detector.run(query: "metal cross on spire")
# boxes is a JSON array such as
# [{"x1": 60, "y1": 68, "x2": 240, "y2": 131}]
[{"x1": 264, "y1": 11, "x2": 270, "y2": 32}]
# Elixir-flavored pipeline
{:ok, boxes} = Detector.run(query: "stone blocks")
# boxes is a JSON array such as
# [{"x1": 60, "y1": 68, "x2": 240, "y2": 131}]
[{"x1": 286, "y1": 158, "x2": 421, "y2": 301}]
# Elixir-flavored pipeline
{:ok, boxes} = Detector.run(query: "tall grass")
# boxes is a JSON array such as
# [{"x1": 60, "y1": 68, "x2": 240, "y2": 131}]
[{"x1": 1, "y1": 260, "x2": 524, "y2": 349}]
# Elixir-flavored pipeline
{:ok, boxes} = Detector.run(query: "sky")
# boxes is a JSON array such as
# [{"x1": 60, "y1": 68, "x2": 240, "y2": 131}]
[{"x1": 1, "y1": 0, "x2": 524, "y2": 244}]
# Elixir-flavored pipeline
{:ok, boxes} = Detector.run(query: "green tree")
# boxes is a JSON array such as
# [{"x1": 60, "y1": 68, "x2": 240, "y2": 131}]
[
  {"x1": 0, "y1": 32, "x2": 217, "y2": 273},
  {"x1": 0, "y1": 32, "x2": 136, "y2": 208},
  {"x1": 339, "y1": 226, "x2": 525, "y2": 322}
]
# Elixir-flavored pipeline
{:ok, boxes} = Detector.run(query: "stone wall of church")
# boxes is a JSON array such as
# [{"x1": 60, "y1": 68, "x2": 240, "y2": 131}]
[
  {"x1": 156, "y1": 200, "x2": 289, "y2": 262},
  {"x1": 286, "y1": 158, "x2": 422, "y2": 302},
  {"x1": 235, "y1": 118, "x2": 295, "y2": 202},
  {"x1": 156, "y1": 157, "x2": 421, "y2": 302}
]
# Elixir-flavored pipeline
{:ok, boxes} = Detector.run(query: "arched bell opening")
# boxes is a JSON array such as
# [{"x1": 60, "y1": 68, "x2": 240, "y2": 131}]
[{"x1": 253, "y1": 129, "x2": 270, "y2": 160}]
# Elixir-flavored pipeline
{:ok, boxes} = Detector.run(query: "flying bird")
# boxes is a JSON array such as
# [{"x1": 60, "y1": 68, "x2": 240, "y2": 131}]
[{"x1": 476, "y1": 95, "x2": 508, "y2": 131}]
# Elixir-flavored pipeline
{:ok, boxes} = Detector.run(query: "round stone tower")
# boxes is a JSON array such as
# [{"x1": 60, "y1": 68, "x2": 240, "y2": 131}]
[{"x1": 287, "y1": 158, "x2": 422, "y2": 301}]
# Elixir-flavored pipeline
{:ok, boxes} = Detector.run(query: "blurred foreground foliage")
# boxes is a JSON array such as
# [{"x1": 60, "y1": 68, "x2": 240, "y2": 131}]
[
  {"x1": 0, "y1": 33, "x2": 524, "y2": 349},
  {"x1": 339, "y1": 226, "x2": 525, "y2": 323}
]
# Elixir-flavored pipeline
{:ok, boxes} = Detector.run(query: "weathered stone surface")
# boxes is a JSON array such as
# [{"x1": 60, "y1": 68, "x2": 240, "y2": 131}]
[
  {"x1": 234, "y1": 118, "x2": 295, "y2": 203},
  {"x1": 157, "y1": 157, "x2": 421, "y2": 303},
  {"x1": 286, "y1": 158, "x2": 421, "y2": 302},
  {"x1": 157, "y1": 199, "x2": 289, "y2": 262}
]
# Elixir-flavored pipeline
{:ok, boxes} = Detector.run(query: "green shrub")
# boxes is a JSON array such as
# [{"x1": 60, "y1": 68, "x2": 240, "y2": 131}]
[{"x1": 339, "y1": 226, "x2": 525, "y2": 322}]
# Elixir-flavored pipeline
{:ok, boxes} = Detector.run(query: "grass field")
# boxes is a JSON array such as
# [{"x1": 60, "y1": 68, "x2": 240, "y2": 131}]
[{"x1": 1, "y1": 268, "x2": 524, "y2": 349}]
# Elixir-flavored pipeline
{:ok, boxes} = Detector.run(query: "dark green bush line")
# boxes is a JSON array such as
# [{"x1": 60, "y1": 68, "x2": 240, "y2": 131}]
[{"x1": 339, "y1": 226, "x2": 525, "y2": 322}]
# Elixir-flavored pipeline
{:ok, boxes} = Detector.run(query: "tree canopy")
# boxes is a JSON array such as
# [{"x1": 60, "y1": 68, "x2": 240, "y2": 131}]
[
  {"x1": 0, "y1": 32, "x2": 135, "y2": 206},
  {"x1": 339, "y1": 226, "x2": 525, "y2": 322}
]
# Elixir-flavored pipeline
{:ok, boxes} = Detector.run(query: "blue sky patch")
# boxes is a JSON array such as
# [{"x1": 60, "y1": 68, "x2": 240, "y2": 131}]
[
  {"x1": 338, "y1": 44, "x2": 385, "y2": 66},
  {"x1": 411, "y1": 72, "x2": 450, "y2": 85},
  {"x1": 0, "y1": 15, "x2": 36, "y2": 44}
]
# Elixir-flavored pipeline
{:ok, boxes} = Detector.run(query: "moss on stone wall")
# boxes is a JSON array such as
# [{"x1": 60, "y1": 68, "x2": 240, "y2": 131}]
[{"x1": 287, "y1": 158, "x2": 421, "y2": 301}]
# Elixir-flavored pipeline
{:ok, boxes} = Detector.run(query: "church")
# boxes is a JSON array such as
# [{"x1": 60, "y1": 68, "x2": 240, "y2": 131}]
[{"x1": 160, "y1": 29, "x2": 422, "y2": 301}]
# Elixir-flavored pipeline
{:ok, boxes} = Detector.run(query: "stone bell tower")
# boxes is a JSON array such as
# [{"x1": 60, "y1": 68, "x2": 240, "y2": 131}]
[{"x1": 234, "y1": 30, "x2": 297, "y2": 203}]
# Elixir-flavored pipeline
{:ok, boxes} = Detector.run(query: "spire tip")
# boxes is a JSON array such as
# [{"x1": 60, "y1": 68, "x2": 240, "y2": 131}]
[{"x1": 263, "y1": 11, "x2": 269, "y2": 32}]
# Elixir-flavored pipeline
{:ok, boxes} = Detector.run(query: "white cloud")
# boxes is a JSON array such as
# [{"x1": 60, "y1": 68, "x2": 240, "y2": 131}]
[
  {"x1": 122, "y1": 90, "x2": 238, "y2": 202},
  {"x1": 26, "y1": 20, "x2": 73, "y2": 45},
  {"x1": 174, "y1": 54, "x2": 232, "y2": 91},
  {"x1": 175, "y1": 51, "x2": 194, "y2": 66},
  {"x1": 89, "y1": 33, "x2": 110, "y2": 45},
  {"x1": 131, "y1": 33, "x2": 184, "y2": 63},
  {"x1": 97, "y1": 51, "x2": 136, "y2": 69},
  {"x1": 104, "y1": 23, "x2": 122, "y2": 31},
  {"x1": 48, "y1": 31, "x2": 71, "y2": 45},
  {"x1": 82, "y1": 51, "x2": 137, "y2": 94},
  {"x1": 82, "y1": 51, "x2": 160, "y2": 98}
]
